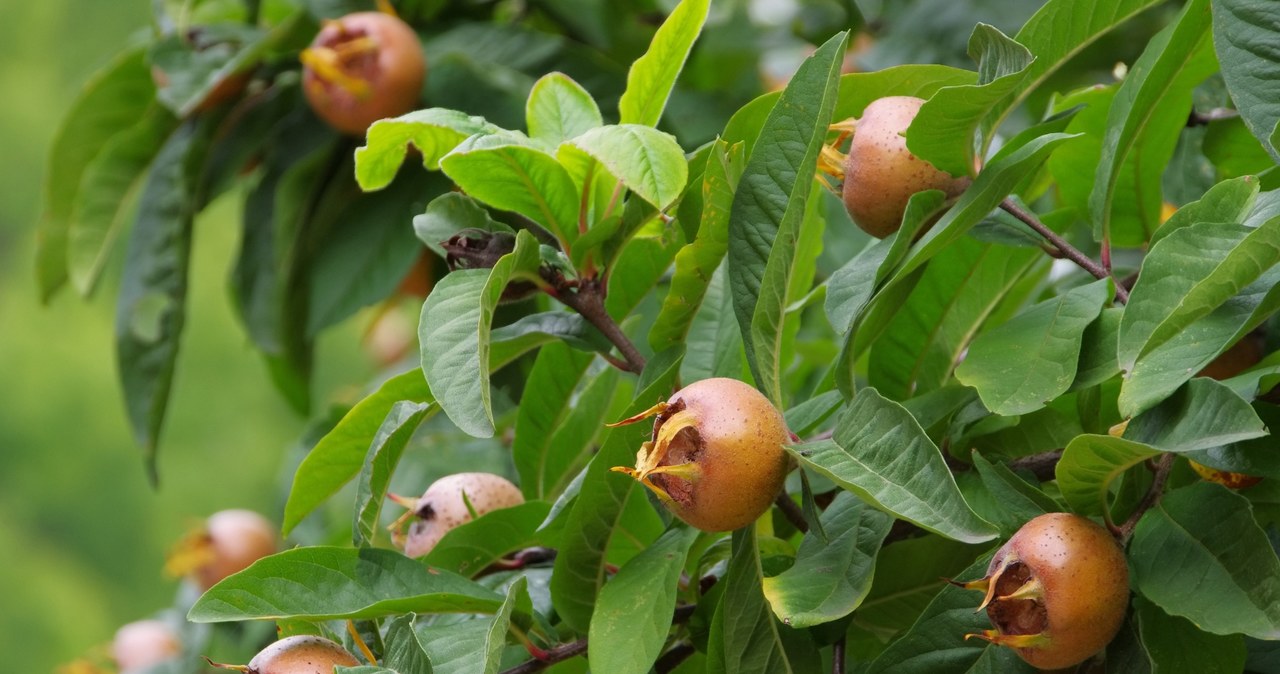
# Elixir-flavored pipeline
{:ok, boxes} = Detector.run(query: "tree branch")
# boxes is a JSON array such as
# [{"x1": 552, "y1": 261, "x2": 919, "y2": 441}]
[
  {"x1": 998, "y1": 199, "x2": 1130, "y2": 304},
  {"x1": 548, "y1": 275, "x2": 647, "y2": 373},
  {"x1": 1007, "y1": 450, "x2": 1063, "y2": 483},
  {"x1": 499, "y1": 605, "x2": 697, "y2": 674},
  {"x1": 775, "y1": 492, "x2": 809, "y2": 533},
  {"x1": 1115, "y1": 453, "x2": 1174, "y2": 544}
]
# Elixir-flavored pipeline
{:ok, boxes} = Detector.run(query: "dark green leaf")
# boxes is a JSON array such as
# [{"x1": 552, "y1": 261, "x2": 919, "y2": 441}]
[
  {"x1": 713, "y1": 526, "x2": 813, "y2": 674},
  {"x1": 413, "y1": 621, "x2": 490, "y2": 674},
  {"x1": 854, "y1": 535, "x2": 982, "y2": 637},
  {"x1": 1123, "y1": 378, "x2": 1268, "y2": 452},
  {"x1": 680, "y1": 265, "x2": 750, "y2": 383},
  {"x1": 618, "y1": 0, "x2": 709, "y2": 127},
  {"x1": 1056, "y1": 434, "x2": 1159, "y2": 516},
  {"x1": 969, "y1": 452, "x2": 1056, "y2": 536},
  {"x1": 423, "y1": 502, "x2": 553, "y2": 577},
  {"x1": 1134, "y1": 595, "x2": 1245, "y2": 674},
  {"x1": 1213, "y1": 0, "x2": 1280, "y2": 160},
  {"x1": 480, "y1": 577, "x2": 529, "y2": 674},
  {"x1": 1186, "y1": 404, "x2": 1280, "y2": 478},
  {"x1": 353, "y1": 401, "x2": 433, "y2": 548},
  {"x1": 383, "y1": 614, "x2": 434, "y2": 674}
]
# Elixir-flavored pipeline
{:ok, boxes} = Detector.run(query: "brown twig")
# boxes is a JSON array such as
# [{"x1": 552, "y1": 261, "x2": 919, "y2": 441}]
[
  {"x1": 655, "y1": 643, "x2": 695, "y2": 673},
  {"x1": 775, "y1": 492, "x2": 809, "y2": 533},
  {"x1": 832, "y1": 636, "x2": 846, "y2": 674},
  {"x1": 549, "y1": 275, "x2": 647, "y2": 374},
  {"x1": 1115, "y1": 453, "x2": 1174, "y2": 544},
  {"x1": 1007, "y1": 450, "x2": 1064, "y2": 483},
  {"x1": 998, "y1": 199, "x2": 1129, "y2": 304},
  {"x1": 499, "y1": 605, "x2": 698, "y2": 674}
]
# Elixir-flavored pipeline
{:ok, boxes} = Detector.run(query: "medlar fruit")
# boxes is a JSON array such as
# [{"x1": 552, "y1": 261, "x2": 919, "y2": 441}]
[
  {"x1": 391, "y1": 472, "x2": 525, "y2": 558},
  {"x1": 234, "y1": 635, "x2": 360, "y2": 674},
  {"x1": 166, "y1": 509, "x2": 277, "y2": 590},
  {"x1": 111, "y1": 619, "x2": 181, "y2": 672},
  {"x1": 611, "y1": 377, "x2": 791, "y2": 532}
]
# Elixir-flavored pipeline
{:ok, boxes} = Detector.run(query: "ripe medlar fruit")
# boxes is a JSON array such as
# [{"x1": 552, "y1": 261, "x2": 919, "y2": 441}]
[
  {"x1": 960, "y1": 513, "x2": 1129, "y2": 669},
  {"x1": 391, "y1": 472, "x2": 525, "y2": 557},
  {"x1": 301, "y1": 11, "x2": 425, "y2": 135},
  {"x1": 831, "y1": 95, "x2": 969, "y2": 238},
  {"x1": 611, "y1": 377, "x2": 791, "y2": 532},
  {"x1": 237, "y1": 635, "x2": 359, "y2": 674},
  {"x1": 167, "y1": 509, "x2": 277, "y2": 590},
  {"x1": 112, "y1": 619, "x2": 181, "y2": 673}
]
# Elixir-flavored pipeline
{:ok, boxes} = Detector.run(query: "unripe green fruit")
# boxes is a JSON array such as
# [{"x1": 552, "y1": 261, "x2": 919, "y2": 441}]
[
  {"x1": 111, "y1": 619, "x2": 180, "y2": 673},
  {"x1": 401, "y1": 472, "x2": 524, "y2": 557},
  {"x1": 964, "y1": 513, "x2": 1129, "y2": 670},
  {"x1": 613, "y1": 378, "x2": 790, "y2": 532},
  {"x1": 246, "y1": 636, "x2": 359, "y2": 674},
  {"x1": 841, "y1": 96, "x2": 968, "y2": 238}
]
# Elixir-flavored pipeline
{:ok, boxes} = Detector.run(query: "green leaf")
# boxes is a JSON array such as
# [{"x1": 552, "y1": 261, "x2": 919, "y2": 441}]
[
  {"x1": 66, "y1": 105, "x2": 177, "y2": 296},
  {"x1": 1071, "y1": 307, "x2": 1123, "y2": 390},
  {"x1": 1150, "y1": 175, "x2": 1259, "y2": 248},
  {"x1": 787, "y1": 389, "x2": 998, "y2": 544},
  {"x1": 1205, "y1": 118, "x2": 1276, "y2": 179},
  {"x1": 525, "y1": 72, "x2": 602, "y2": 146},
  {"x1": 1089, "y1": 0, "x2": 1217, "y2": 244},
  {"x1": 383, "y1": 614, "x2": 435, "y2": 674},
  {"x1": 1119, "y1": 218, "x2": 1280, "y2": 376},
  {"x1": 871, "y1": 237, "x2": 1042, "y2": 401},
  {"x1": 480, "y1": 577, "x2": 528, "y2": 674},
  {"x1": 355, "y1": 109, "x2": 500, "y2": 190},
  {"x1": 681, "y1": 264, "x2": 750, "y2": 383},
  {"x1": 906, "y1": 24, "x2": 1034, "y2": 177},
  {"x1": 412, "y1": 192, "x2": 514, "y2": 259},
  {"x1": 37, "y1": 44, "x2": 155, "y2": 301},
  {"x1": 441, "y1": 134, "x2": 580, "y2": 245},
  {"x1": 188, "y1": 547, "x2": 503, "y2": 622},
  {"x1": 284, "y1": 369, "x2": 433, "y2": 535},
  {"x1": 1134, "y1": 595, "x2": 1245, "y2": 674},
  {"x1": 1131, "y1": 482, "x2": 1280, "y2": 639},
  {"x1": 489, "y1": 312, "x2": 611, "y2": 368},
  {"x1": 728, "y1": 32, "x2": 847, "y2": 405},
  {"x1": 550, "y1": 348, "x2": 683, "y2": 632},
  {"x1": 955, "y1": 279, "x2": 1110, "y2": 416},
  {"x1": 419, "y1": 230, "x2": 541, "y2": 438},
  {"x1": 1186, "y1": 404, "x2": 1280, "y2": 478},
  {"x1": 1123, "y1": 378, "x2": 1268, "y2": 452},
  {"x1": 1213, "y1": 0, "x2": 1280, "y2": 160},
  {"x1": 589, "y1": 527, "x2": 698, "y2": 674},
  {"x1": 762, "y1": 492, "x2": 892, "y2": 627},
  {"x1": 970, "y1": 452, "x2": 1056, "y2": 536},
  {"x1": 353, "y1": 401, "x2": 434, "y2": 548},
  {"x1": 713, "y1": 525, "x2": 813, "y2": 674},
  {"x1": 424, "y1": 502, "x2": 553, "y2": 578},
  {"x1": 650, "y1": 140, "x2": 744, "y2": 352},
  {"x1": 1056, "y1": 434, "x2": 1159, "y2": 516},
  {"x1": 854, "y1": 535, "x2": 982, "y2": 636},
  {"x1": 866, "y1": 552, "x2": 1037, "y2": 674},
  {"x1": 114, "y1": 119, "x2": 207, "y2": 479},
  {"x1": 413, "y1": 621, "x2": 490, "y2": 674},
  {"x1": 617, "y1": 0, "x2": 710, "y2": 127},
  {"x1": 560, "y1": 125, "x2": 688, "y2": 211}
]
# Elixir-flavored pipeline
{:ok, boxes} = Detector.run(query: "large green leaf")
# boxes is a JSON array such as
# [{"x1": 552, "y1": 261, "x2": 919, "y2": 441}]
[
  {"x1": 284, "y1": 369, "x2": 433, "y2": 534},
  {"x1": 188, "y1": 547, "x2": 503, "y2": 622},
  {"x1": 479, "y1": 577, "x2": 529, "y2": 674},
  {"x1": 560, "y1": 125, "x2": 688, "y2": 211},
  {"x1": 871, "y1": 237, "x2": 1041, "y2": 401},
  {"x1": 617, "y1": 0, "x2": 709, "y2": 127},
  {"x1": 424, "y1": 502, "x2": 553, "y2": 578},
  {"x1": 1134, "y1": 595, "x2": 1245, "y2": 674},
  {"x1": 787, "y1": 389, "x2": 998, "y2": 544},
  {"x1": 1122, "y1": 378, "x2": 1268, "y2": 452},
  {"x1": 355, "y1": 109, "x2": 500, "y2": 189},
  {"x1": 969, "y1": 452, "x2": 1056, "y2": 537},
  {"x1": 413, "y1": 620, "x2": 489, "y2": 674},
  {"x1": 66, "y1": 105, "x2": 177, "y2": 296},
  {"x1": 1213, "y1": 0, "x2": 1280, "y2": 161},
  {"x1": 956, "y1": 279, "x2": 1110, "y2": 416},
  {"x1": 1131, "y1": 482, "x2": 1280, "y2": 639},
  {"x1": 1186, "y1": 404, "x2": 1280, "y2": 478},
  {"x1": 853, "y1": 536, "x2": 981, "y2": 637},
  {"x1": 525, "y1": 72, "x2": 602, "y2": 147},
  {"x1": 1089, "y1": 0, "x2": 1216, "y2": 244},
  {"x1": 352, "y1": 401, "x2": 434, "y2": 548},
  {"x1": 1056, "y1": 434, "x2": 1159, "y2": 516},
  {"x1": 513, "y1": 344, "x2": 595, "y2": 499},
  {"x1": 727, "y1": 32, "x2": 846, "y2": 405},
  {"x1": 680, "y1": 264, "x2": 750, "y2": 383},
  {"x1": 712, "y1": 526, "x2": 814, "y2": 674},
  {"x1": 589, "y1": 527, "x2": 698, "y2": 674},
  {"x1": 762, "y1": 493, "x2": 892, "y2": 627},
  {"x1": 419, "y1": 230, "x2": 541, "y2": 438},
  {"x1": 382, "y1": 614, "x2": 434, "y2": 674},
  {"x1": 549, "y1": 349, "x2": 682, "y2": 632},
  {"x1": 1150, "y1": 175, "x2": 1261, "y2": 247},
  {"x1": 37, "y1": 44, "x2": 155, "y2": 301},
  {"x1": 441, "y1": 134, "x2": 580, "y2": 245}
]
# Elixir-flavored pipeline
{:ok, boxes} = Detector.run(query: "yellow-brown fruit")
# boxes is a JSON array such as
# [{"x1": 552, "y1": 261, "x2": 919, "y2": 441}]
[
  {"x1": 840, "y1": 96, "x2": 969, "y2": 238},
  {"x1": 611, "y1": 378, "x2": 790, "y2": 532},
  {"x1": 963, "y1": 513, "x2": 1129, "y2": 670},
  {"x1": 302, "y1": 12, "x2": 425, "y2": 135},
  {"x1": 396, "y1": 472, "x2": 524, "y2": 558},
  {"x1": 167, "y1": 509, "x2": 277, "y2": 590},
  {"x1": 111, "y1": 619, "x2": 181, "y2": 672},
  {"x1": 245, "y1": 635, "x2": 359, "y2": 674}
]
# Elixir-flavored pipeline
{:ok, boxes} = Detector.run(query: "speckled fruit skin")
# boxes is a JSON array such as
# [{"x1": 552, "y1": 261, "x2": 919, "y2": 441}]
[
  {"x1": 403, "y1": 473, "x2": 524, "y2": 557},
  {"x1": 196, "y1": 509, "x2": 277, "y2": 590},
  {"x1": 112, "y1": 619, "x2": 181, "y2": 672},
  {"x1": 841, "y1": 96, "x2": 969, "y2": 238},
  {"x1": 650, "y1": 378, "x2": 790, "y2": 532},
  {"x1": 302, "y1": 12, "x2": 425, "y2": 135},
  {"x1": 247, "y1": 635, "x2": 359, "y2": 674},
  {"x1": 987, "y1": 513, "x2": 1129, "y2": 670}
]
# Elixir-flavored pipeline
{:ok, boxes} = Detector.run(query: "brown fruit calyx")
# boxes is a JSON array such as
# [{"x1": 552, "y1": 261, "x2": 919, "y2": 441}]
[
  {"x1": 610, "y1": 378, "x2": 791, "y2": 532},
  {"x1": 956, "y1": 513, "x2": 1129, "y2": 670},
  {"x1": 818, "y1": 95, "x2": 969, "y2": 238}
]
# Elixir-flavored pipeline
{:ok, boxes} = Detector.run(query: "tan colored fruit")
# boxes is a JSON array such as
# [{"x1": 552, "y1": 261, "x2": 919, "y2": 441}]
[
  {"x1": 839, "y1": 96, "x2": 969, "y2": 238},
  {"x1": 394, "y1": 473, "x2": 524, "y2": 557},
  {"x1": 961, "y1": 513, "x2": 1129, "y2": 670},
  {"x1": 166, "y1": 509, "x2": 277, "y2": 590},
  {"x1": 611, "y1": 377, "x2": 791, "y2": 532},
  {"x1": 112, "y1": 619, "x2": 181, "y2": 672},
  {"x1": 302, "y1": 12, "x2": 425, "y2": 135},
  {"x1": 244, "y1": 635, "x2": 359, "y2": 674}
]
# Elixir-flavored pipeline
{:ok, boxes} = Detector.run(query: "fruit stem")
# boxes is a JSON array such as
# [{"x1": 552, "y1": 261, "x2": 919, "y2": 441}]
[
  {"x1": 998, "y1": 199, "x2": 1130, "y2": 305},
  {"x1": 1115, "y1": 452, "x2": 1175, "y2": 545},
  {"x1": 831, "y1": 636, "x2": 846, "y2": 674},
  {"x1": 774, "y1": 492, "x2": 809, "y2": 533}
]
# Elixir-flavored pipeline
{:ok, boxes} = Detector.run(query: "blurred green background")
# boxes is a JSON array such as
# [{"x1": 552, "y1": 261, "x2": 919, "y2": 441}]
[{"x1": 0, "y1": 3, "x2": 375, "y2": 671}]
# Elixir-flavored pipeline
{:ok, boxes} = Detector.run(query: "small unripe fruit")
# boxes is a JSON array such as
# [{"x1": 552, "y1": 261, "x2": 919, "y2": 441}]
[
  {"x1": 167, "y1": 509, "x2": 277, "y2": 590},
  {"x1": 396, "y1": 473, "x2": 524, "y2": 558},
  {"x1": 612, "y1": 378, "x2": 790, "y2": 532},
  {"x1": 962, "y1": 513, "x2": 1129, "y2": 670},
  {"x1": 840, "y1": 96, "x2": 968, "y2": 238},
  {"x1": 112, "y1": 620, "x2": 181, "y2": 672},
  {"x1": 302, "y1": 12, "x2": 426, "y2": 135},
  {"x1": 245, "y1": 635, "x2": 359, "y2": 674}
]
